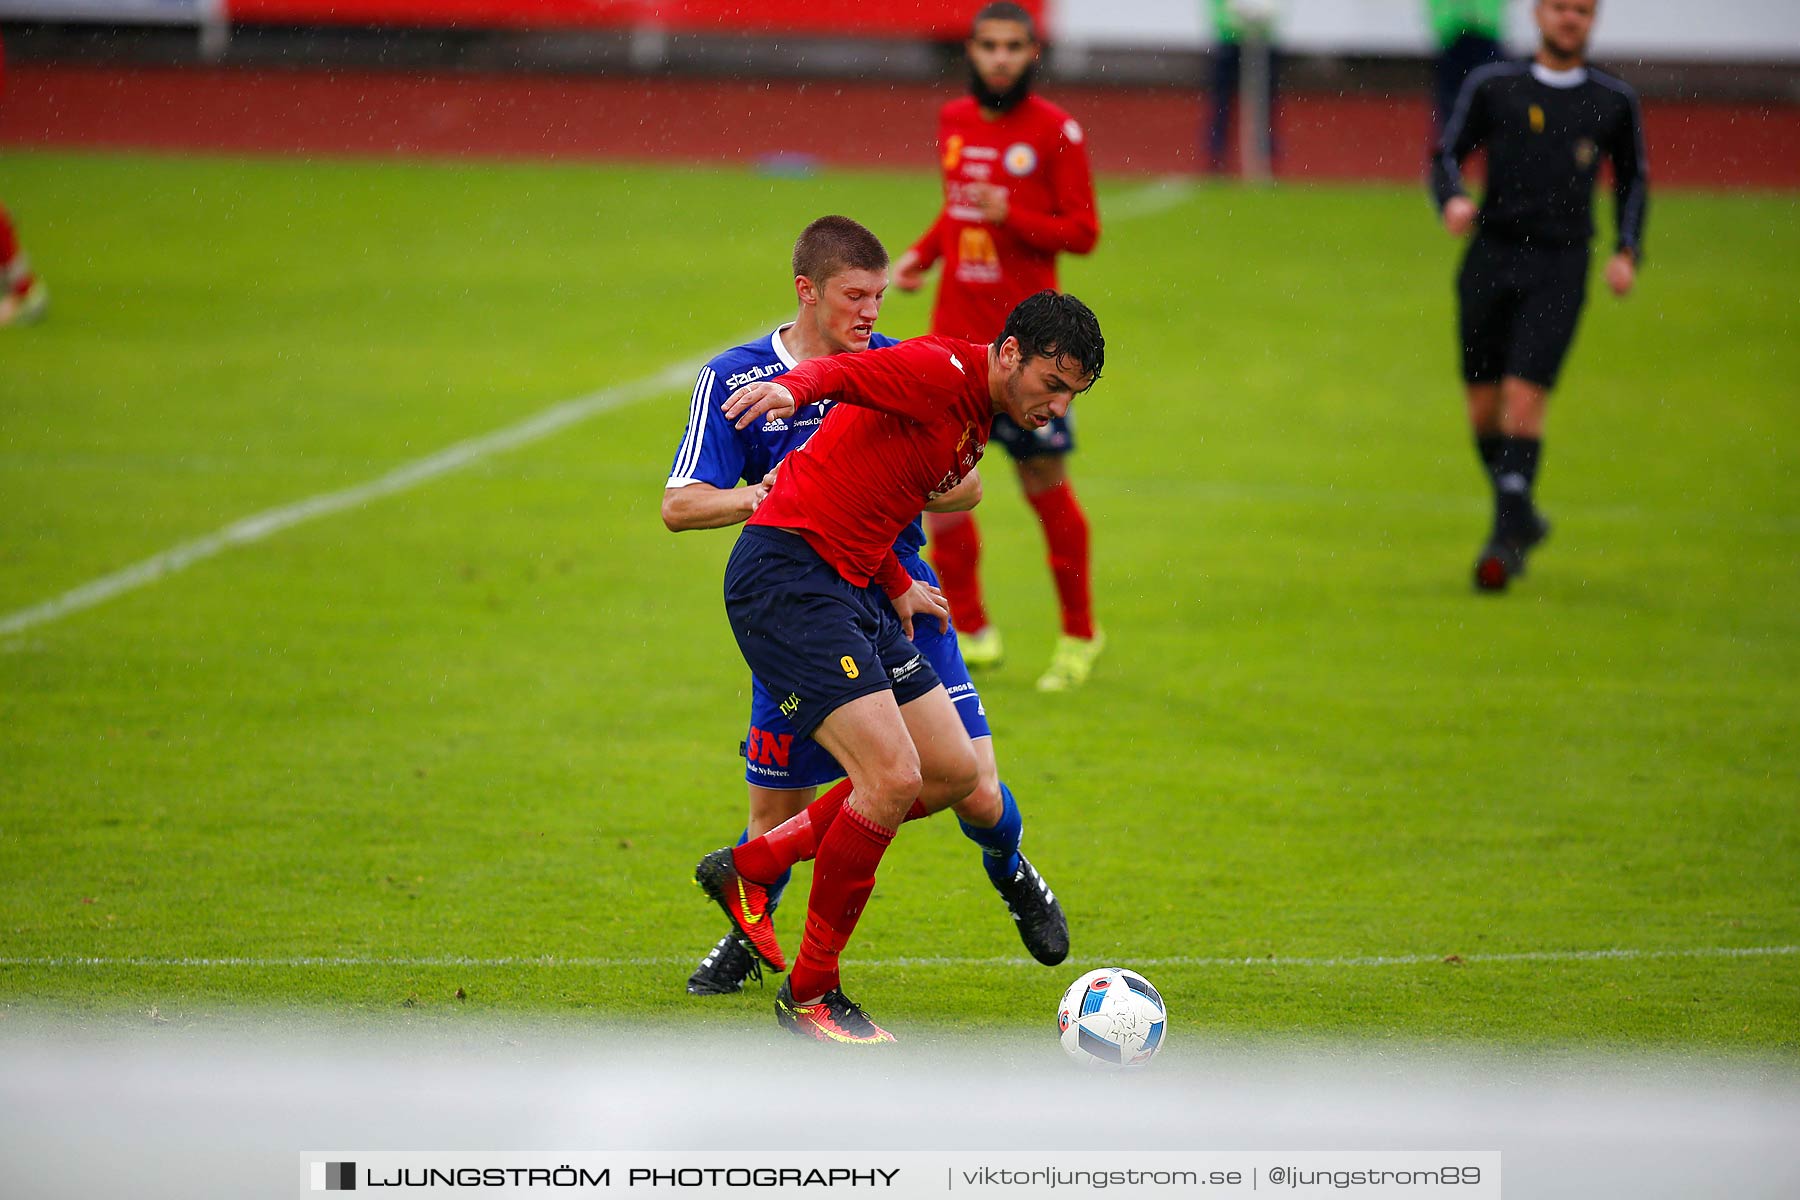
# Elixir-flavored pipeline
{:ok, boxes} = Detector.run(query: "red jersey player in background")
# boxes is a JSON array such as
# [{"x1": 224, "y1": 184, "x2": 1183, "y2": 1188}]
[
  {"x1": 895, "y1": 2, "x2": 1102, "y2": 692},
  {"x1": 0, "y1": 32, "x2": 49, "y2": 328}
]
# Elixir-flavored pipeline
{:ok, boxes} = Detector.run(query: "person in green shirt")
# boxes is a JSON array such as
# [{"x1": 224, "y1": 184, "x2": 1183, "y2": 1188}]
[
  {"x1": 1205, "y1": 0, "x2": 1280, "y2": 174},
  {"x1": 1429, "y1": 0, "x2": 1507, "y2": 133}
]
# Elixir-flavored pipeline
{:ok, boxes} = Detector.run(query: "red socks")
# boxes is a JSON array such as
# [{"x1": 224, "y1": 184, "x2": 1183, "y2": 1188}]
[
  {"x1": 926, "y1": 510, "x2": 988, "y2": 634},
  {"x1": 0, "y1": 206, "x2": 18, "y2": 267},
  {"x1": 788, "y1": 805, "x2": 893, "y2": 1002},
  {"x1": 931, "y1": 483, "x2": 1093, "y2": 640},
  {"x1": 1028, "y1": 481, "x2": 1094, "y2": 639},
  {"x1": 733, "y1": 778, "x2": 926, "y2": 885},
  {"x1": 732, "y1": 775, "x2": 935, "y2": 1000},
  {"x1": 0, "y1": 205, "x2": 31, "y2": 297},
  {"x1": 733, "y1": 779, "x2": 851, "y2": 883},
  {"x1": 732, "y1": 773, "x2": 939, "y2": 1001}
]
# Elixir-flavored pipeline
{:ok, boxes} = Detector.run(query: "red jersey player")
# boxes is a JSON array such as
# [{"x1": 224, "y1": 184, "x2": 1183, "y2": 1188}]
[
  {"x1": 0, "y1": 32, "x2": 49, "y2": 328},
  {"x1": 895, "y1": 2, "x2": 1102, "y2": 692},
  {"x1": 694, "y1": 291, "x2": 1103, "y2": 1043}
]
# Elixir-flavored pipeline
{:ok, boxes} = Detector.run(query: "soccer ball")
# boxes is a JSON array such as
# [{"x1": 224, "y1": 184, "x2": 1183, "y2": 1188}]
[{"x1": 1057, "y1": 967, "x2": 1168, "y2": 1069}]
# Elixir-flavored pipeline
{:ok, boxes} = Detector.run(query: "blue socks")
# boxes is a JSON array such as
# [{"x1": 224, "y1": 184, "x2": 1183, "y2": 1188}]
[{"x1": 958, "y1": 782, "x2": 1024, "y2": 887}]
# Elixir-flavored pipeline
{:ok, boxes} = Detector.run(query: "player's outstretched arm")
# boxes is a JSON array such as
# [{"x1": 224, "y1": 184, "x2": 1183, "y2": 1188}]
[
  {"x1": 1431, "y1": 69, "x2": 1491, "y2": 225},
  {"x1": 1607, "y1": 84, "x2": 1649, "y2": 289},
  {"x1": 724, "y1": 381, "x2": 797, "y2": 430},
  {"x1": 661, "y1": 475, "x2": 774, "y2": 532}
]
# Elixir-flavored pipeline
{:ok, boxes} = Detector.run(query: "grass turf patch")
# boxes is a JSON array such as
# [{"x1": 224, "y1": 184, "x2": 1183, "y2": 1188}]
[{"x1": 1, "y1": 152, "x2": 1795, "y2": 1055}]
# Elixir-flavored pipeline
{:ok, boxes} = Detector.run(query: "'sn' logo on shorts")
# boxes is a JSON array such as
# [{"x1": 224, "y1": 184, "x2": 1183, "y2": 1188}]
[{"x1": 746, "y1": 727, "x2": 793, "y2": 767}]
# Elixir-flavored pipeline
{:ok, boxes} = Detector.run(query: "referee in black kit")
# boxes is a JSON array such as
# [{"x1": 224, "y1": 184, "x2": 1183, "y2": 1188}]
[{"x1": 1431, "y1": 0, "x2": 1647, "y2": 592}]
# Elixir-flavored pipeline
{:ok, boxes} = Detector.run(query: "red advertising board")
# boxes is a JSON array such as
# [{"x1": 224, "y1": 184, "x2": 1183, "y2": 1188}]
[{"x1": 224, "y1": 0, "x2": 1046, "y2": 39}]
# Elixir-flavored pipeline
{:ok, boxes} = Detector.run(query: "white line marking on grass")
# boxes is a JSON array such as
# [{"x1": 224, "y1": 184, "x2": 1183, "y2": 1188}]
[
  {"x1": 2, "y1": 179, "x2": 1191, "y2": 639},
  {"x1": 1103, "y1": 175, "x2": 1200, "y2": 221},
  {"x1": 4, "y1": 945, "x2": 1792, "y2": 971},
  {"x1": 0, "y1": 358, "x2": 702, "y2": 638}
]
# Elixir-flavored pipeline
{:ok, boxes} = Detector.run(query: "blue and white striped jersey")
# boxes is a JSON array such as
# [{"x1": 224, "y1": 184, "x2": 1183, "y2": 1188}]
[{"x1": 666, "y1": 326, "x2": 927, "y2": 559}]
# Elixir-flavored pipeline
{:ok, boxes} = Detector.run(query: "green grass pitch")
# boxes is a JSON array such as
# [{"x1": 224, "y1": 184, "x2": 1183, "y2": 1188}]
[{"x1": 1, "y1": 150, "x2": 1795, "y2": 1054}]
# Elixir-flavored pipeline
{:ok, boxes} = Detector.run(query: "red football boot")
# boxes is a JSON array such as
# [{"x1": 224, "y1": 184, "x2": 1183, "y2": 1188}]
[
  {"x1": 693, "y1": 848, "x2": 786, "y2": 972},
  {"x1": 773, "y1": 979, "x2": 895, "y2": 1044}
]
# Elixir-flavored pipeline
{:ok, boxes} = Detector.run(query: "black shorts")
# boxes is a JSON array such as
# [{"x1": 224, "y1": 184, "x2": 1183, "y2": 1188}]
[
  {"x1": 722, "y1": 526, "x2": 941, "y2": 740},
  {"x1": 1457, "y1": 236, "x2": 1590, "y2": 389},
  {"x1": 990, "y1": 410, "x2": 1077, "y2": 461}
]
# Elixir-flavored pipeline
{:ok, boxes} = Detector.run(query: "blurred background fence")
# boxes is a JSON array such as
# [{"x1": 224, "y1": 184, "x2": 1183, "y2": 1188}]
[{"x1": 2, "y1": 1, "x2": 1797, "y2": 183}]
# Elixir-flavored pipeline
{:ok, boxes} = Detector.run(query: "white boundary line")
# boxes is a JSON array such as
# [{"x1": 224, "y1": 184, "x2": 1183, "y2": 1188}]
[
  {"x1": 0, "y1": 181, "x2": 1198, "y2": 640},
  {"x1": 2, "y1": 945, "x2": 1793, "y2": 970},
  {"x1": 0, "y1": 358, "x2": 703, "y2": 638},
  {"x1": 1102, "y1": 175, "x2": 1201, "y2": 221}
]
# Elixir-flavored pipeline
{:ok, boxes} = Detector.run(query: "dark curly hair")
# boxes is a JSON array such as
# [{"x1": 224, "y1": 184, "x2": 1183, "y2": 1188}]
[{"x1": 1000, "y1": 291, "x2": 1104, "y2": 384}]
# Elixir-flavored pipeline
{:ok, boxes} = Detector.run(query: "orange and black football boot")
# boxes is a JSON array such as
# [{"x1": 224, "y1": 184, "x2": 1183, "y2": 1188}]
[{"x1": 773, "y1": 979, "x2": 896, "y2": 1044}]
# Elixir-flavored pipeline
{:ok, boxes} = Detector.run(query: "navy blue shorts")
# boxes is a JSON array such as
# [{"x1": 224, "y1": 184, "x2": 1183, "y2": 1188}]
[
  {"x1": 991, "y1": 409, "x2": 1076, "y2": 461},
  {"x1": 741, "y1": 552, "x2": 991, "y2": 788},
  {"x1": 723, "y1": 526, "x2": 942, "y2": 743},
  {"x1": 1457, "y1": 236, "x2": 1590, "y2": 389}
]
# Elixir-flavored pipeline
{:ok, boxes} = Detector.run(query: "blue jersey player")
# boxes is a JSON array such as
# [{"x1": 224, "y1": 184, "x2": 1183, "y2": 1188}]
[{"x1": 662, "y1": 215, "x2": 1069, "y2": 996}]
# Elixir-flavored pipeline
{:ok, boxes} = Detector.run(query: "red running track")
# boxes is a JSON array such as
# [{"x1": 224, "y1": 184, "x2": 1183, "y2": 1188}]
[{"x1": 3, "y1": 64, "x2": 1796, "y2": 188}]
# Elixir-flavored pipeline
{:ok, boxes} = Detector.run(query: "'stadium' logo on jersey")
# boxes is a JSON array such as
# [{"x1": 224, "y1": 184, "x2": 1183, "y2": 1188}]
[
  {"x1": 1004, "y1": 142, "x2": 1038, "y2": 177},
  {"x1": 1529, "y1": 104, "x2": 1546, "y2": 134},
  {"x1": 725, "y1": 362, "x2": 784, "y2": 389},
  {"x1": 1573, "y1": 137, "x2": 1598, "y2": 169}
]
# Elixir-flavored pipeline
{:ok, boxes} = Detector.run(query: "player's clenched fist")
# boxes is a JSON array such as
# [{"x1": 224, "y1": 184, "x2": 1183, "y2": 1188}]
[
  {"x1": 891, "y1": 579, "x2": 951, "y2": 641},
  {"x1": 724, "y1": 381, "x2": 797, "y2": 430},
  {"x1": 1443, "y1": 195, "x2": 1477, "y2": 238},
  {"x1": 1604, "y1": 251, "x2": 1636, "y2": 298},
  {"x1": 892, "y1": 249, "x2": 926, "y2": 293}
]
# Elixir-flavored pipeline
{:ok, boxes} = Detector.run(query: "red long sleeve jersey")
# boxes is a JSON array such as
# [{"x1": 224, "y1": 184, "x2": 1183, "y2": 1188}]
[
  {"x1": 909, "y1": 95, "x2": 1099, "y2": 341},
  {"x1": 747, "y1": 337, "x2": 993, "y2": 590}
]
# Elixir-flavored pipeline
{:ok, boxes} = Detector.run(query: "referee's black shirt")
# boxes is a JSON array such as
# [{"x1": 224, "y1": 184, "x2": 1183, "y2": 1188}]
[{"x1": 1432, "y1": 60, "x2": 1649, "y2": 258}]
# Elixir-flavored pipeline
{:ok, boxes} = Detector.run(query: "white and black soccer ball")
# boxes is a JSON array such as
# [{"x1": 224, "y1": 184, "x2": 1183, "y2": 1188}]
[{"x1": 1057, "y1": 967, "x2": 1168, "y2": 1069}]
